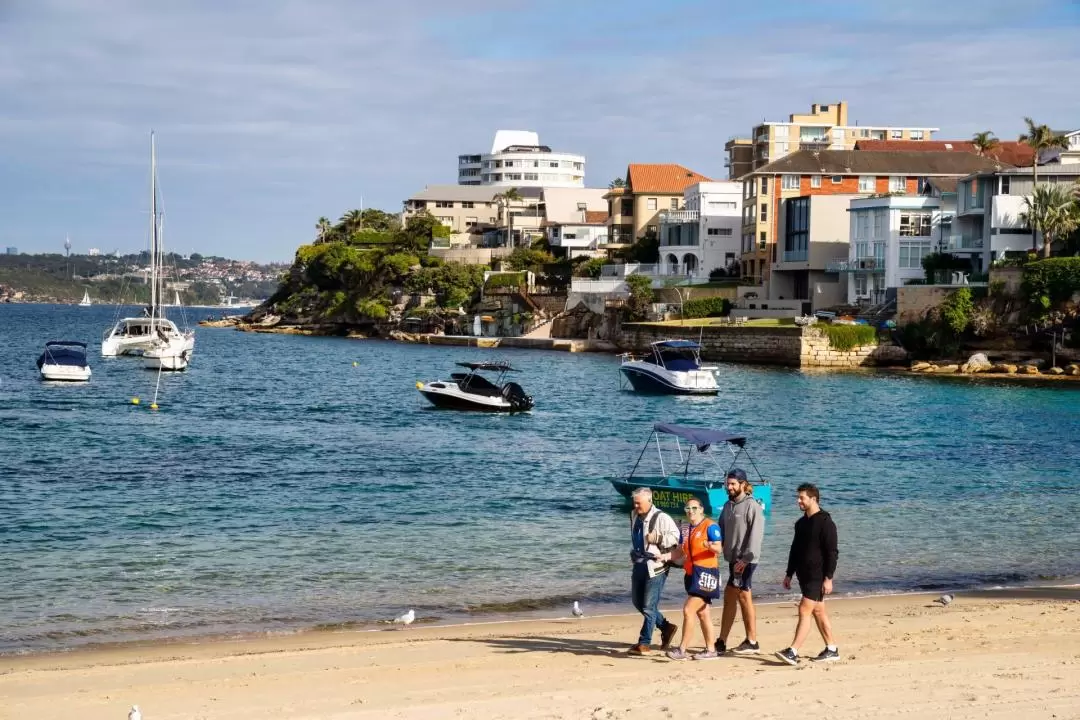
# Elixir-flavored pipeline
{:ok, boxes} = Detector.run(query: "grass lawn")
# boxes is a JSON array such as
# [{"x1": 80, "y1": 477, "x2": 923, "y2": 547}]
[{"x1": 643, "y1": 317, "x2": 796, "y2": 327}]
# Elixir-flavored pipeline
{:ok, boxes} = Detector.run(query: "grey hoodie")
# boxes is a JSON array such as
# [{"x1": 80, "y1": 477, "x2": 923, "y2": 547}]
[{"x1": 719, "y1": 493, "x2": 764, "y2": 564}]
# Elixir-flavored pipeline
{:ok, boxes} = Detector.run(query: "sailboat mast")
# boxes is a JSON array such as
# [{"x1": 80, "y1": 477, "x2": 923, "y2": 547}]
[{"x1": 149, "y1": 131, "x2": 158, "y2": 319}]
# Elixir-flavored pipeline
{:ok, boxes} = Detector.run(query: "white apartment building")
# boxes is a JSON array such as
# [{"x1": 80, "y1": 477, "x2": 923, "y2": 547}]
[
  {"x1": 656, "y1": 181, "x2": 743, "y2": 281},
  {"x1": 458, "y1": 130, "x2": 586, "y2": 189},
  {"x1": 838, "y1": 196, "x2": 948, "y2": 305}
]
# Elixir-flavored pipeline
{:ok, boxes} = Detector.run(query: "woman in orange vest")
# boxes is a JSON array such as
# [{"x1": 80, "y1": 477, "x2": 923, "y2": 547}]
[{"x1": 659, "y1": 499, "x2": 724, "y2": 660}]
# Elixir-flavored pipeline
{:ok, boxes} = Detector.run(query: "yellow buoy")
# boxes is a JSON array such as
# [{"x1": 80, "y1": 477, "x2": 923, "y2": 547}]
[
  {"x1": 131, "y1": 397, "x2": 140, "y2": 405},
  {"x1": 150, "y1": 403, "x2": 159, "y2": 410},
  {"x1": 352, "y1": 361, "x2": 358, "y2": 367},
  {"x1": 415, "y1": 381, "x2": 424, "y2": 389}
]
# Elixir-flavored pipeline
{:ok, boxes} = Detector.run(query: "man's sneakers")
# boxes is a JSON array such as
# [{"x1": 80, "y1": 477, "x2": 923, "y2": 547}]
[
  {"x1": 730, "y1": 639, "x2": 761, "y2": 655},
  {"x1": 659, "y1": 622, "x2": 678, "y2": 650},
  {"x1": 775, "y1": 646, "x2": 840, "y2": 665},
  {"x1": 626, "y1": 643, "x2": 650, "y2": 656},
  {"x1": 713, "y1": 638, "x2": 726, "y2": 654},
  {"x1": 774, "y1": 647, "x2": 799, "y2": 665}
]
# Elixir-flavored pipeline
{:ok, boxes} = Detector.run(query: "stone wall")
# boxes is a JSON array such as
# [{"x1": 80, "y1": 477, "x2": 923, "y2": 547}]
[
  {"x1": 896, "y1": 285, "x2": 951, "y2": 324},
  {"x1": 800, "y1": 328, "x2": 909, "y2": 368}
]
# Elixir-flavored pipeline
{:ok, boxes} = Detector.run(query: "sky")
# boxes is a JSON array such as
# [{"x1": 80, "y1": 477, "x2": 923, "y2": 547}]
[{"x1": 1, "y1": 0, "x2": 1079, "y2": 262}]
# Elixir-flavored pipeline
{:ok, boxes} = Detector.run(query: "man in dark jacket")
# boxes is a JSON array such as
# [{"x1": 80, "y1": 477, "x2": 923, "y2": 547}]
[{"x1": 775, "y1": 483, "x2": 839, "y2": 665}]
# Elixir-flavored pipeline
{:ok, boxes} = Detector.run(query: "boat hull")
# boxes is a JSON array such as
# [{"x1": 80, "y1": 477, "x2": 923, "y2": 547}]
[
  {"x1": 417, "y1": 383, "x2": 531, "y2": 413},
  {"x1": 39, "y1": 365, "x2": 92, "y2": 382},
  {"x1": 619, "y1": 364, "x2": 719, "y2": 395},
  {"x1": 609, "y1": 476, "x2": 771, "y2": 514}
]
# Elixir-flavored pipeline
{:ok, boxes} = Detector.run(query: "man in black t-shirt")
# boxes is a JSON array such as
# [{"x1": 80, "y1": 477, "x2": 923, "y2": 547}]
[{"x1": 775, "y1": 483, "x2": 839, "y2": 665}]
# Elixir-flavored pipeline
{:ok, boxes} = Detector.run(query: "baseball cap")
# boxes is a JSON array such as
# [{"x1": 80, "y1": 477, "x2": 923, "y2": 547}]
[{"x1": 726, "y1": 468, "x2": 748, "y2": 482}]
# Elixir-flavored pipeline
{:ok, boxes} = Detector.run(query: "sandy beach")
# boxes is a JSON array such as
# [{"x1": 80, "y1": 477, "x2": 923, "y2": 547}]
[{"x1": 1, "y1": 588, "x2": 1077, "y2": 720}]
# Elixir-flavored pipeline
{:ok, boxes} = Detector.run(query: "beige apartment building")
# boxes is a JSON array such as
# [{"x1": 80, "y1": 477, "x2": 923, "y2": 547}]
[
  {"x1": 724, "y1": 101, "x2": 939, "y2": 180},
  {"x1": 402, "y1": 185, "x2": 502, "y2": 234}
]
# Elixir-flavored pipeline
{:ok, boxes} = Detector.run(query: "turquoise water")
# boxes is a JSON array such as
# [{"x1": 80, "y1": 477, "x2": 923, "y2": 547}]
[{"x1": 1, "y1": 304, "x2": 1079, "y2": 654}]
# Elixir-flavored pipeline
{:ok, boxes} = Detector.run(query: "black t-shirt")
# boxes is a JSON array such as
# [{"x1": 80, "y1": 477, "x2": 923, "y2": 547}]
[{"x1": 785, "y1": 510, "x2": 838, "y2": 580}]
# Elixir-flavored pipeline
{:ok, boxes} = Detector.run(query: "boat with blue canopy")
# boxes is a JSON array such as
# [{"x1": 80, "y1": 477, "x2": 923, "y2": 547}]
[
  {"x1": 618, "y1": 340, "x2": 719, "y2": 395},
  {"x1": 37, "y1": 340, "x2": 92, "y2": 382},
  {"x1": 609, "y1": 422, "x2": 772, "y2": 514}
]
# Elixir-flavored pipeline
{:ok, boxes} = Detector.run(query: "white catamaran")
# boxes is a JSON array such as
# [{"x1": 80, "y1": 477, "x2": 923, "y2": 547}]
[{"x1": 101, "y1": 132, "x2": 195, "y2": 369}]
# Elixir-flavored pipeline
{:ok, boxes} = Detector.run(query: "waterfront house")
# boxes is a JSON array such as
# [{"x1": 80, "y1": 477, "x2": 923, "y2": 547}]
[
  {"x1": 403, "y1": 185, "x2": 501, "y2": 234},
  {"x1": 657, "y1": 181, "x2": 743, "y2": 281},
  {"x1": 605, "y1": 163, "x2": 712, "y2": 245},
  {"x1": 546, "y1": 211, "x2": 610, "y2": 259}
]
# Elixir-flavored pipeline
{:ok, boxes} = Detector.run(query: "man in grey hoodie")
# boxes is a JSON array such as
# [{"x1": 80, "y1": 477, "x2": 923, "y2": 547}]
[{"x1": 714, "y1": 469, "x2": 764, "y2": 655}]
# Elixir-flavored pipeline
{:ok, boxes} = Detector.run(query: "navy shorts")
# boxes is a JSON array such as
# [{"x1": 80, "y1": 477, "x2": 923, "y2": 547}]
[
  {"x1": 684, "y1": 574, "x2": 714, "y2": 604},
  {"x1": 798, "y1": 576, "x2": 825, "y2": 602},
  {"x1": 727, "y1": 562, "x2": 757, "y2": 591}
]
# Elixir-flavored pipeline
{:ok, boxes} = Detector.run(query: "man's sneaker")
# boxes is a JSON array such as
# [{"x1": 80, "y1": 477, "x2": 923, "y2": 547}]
[
  {"x1": 659, "y1": 622, "x2": 678, "y2": 650},
  {"x1": 692, "y1": 650, "x2": 721, "y2": 660},
  {"x1": 731, "y1": 640, "x2": 761, "y2": 655},
  {"x1": 810, "y1": 647, "x2": 839, "y2": 662},
  {"x1": 666, "y1": 647, "x2": 690, "y2": 660},
  {"x1": 713, "y1": 638, "x2": 727, "y2": 654},
  {"x1": 774, "y1": 647, "x2": 798, "y2": 666},
  {"x1": 626, "y1": 643, "x2": 650, "y2": 656}
]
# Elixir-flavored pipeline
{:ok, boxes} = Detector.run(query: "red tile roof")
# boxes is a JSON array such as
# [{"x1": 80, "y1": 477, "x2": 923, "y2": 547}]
[
  {"x1": 855, "y1": 140, "x2": 1035, "y2": 167},
  {"x1": 584, "y1": 210, "x2": 609, "y2": 224},
  {"x1": 626, "y1": 163, "x2": 712, "y2": 193}
]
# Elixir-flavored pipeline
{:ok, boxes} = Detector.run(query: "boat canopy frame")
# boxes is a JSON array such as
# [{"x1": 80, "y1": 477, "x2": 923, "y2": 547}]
[
  {"x1": 452, "y1": 360, "x2": 517, "y2": 394},
  {"x1": 624, "y1": 422, "x2": 767, "y2": 487}
]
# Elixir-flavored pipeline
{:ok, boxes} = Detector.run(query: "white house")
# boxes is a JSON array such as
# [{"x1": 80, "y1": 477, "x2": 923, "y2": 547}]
[
  {"x1": 546, "y1": 210, "x2": 610, "y2": 258},
  {"x1": 656, "y1": 181, "x2": 743, "y2": 281}
]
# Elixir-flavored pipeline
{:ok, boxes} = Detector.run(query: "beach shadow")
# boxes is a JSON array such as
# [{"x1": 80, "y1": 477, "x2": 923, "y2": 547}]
[
  {"x1": 448, "y1": 635, "x2": 636, "y2": 659},
  {"x1": 967, "y1": 587, "x2": 1080, "y2": 602}
]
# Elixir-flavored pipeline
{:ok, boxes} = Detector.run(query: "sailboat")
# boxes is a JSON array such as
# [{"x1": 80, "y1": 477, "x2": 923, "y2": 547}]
[
  {"x1": 168, "y1": 290, "x2": 182, "y2": 307},
  {"x1": 78, "y1": 290, "x2": 92, "y2": 307},
  {"x1": 101, "y1": 132, "x2": 195, "y2": 370}
]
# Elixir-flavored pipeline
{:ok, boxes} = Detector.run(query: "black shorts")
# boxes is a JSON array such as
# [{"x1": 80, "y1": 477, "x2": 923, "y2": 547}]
[
  {"x1": 798, "y1": 576, "x2": 825, "y2": 602},
  {"x1": 727, "y1": 562, "x2": 757, "y2": 591},
  {"x1": 684, "y1": 574, "x2": 714, "y2": 605}
]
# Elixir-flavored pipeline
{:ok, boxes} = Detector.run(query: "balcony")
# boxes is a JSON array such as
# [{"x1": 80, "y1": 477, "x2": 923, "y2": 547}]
[
  {"x1": 781, "y1": 250, "x2": 809, "y2": 263},
  {"x1": 826, "y1": 258, "x2": 885, "y2": 273},
  {"x1": 942, "y1": 233, "x2": 984, "y2": 251},
  {"x1": 659, "y1": 209, "x2": 700, "y2": 224},
  {"x1": 799, "y1": 139, "x2": 830, "y2": 150}
]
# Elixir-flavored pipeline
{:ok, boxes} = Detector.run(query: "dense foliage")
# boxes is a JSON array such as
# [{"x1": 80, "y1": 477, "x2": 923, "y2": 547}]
[
  {"x1": 573, "y1": 257, "x2": 606, "y2": 279},
  {"x1": 1021, "y1": 258, "x2": 1080, "y2": 315},
  {"x1": 682, "y1": 296, "x2": 731, "y2": 319},
  {"x1": 625, "y1": 274, "x2": 653, "y2": 320},
  {"x1": 940, "y1": 286, "x2": 974, "y2": 335},
  {"x1": 821, "y1": 324, "x2": 878, "y2": 351}
]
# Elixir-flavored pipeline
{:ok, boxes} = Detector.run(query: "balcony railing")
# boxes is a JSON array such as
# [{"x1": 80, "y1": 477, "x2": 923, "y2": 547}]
[
  {"x1": 781, "y1": 250, "x2": 808, "y2": 263},
  {"x1": 826, "y1": 259, "x2": 886, "y2": 273},
  {"x1": 942, "y1": 233, "x2": 984, "y2": 251},
  {"x1": 658, "y1": 209, "x2": 700, "y2": 224}
]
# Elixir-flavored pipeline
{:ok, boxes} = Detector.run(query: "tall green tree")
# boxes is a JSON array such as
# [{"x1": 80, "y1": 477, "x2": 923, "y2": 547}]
[
  {"x1": 494, "y1": 187, "x2": 524, "y2": 248},
  {"x1": 608, "y1": 177, "x2": 626, "y2": 190},
  {"x1": 1019, "y1": 183, "x2": 1080, "y2": 258},
  {"x1": 316, "y1": 217, "x2": 333, "y2": 244},
  {"x1": 1018, "y1": 118, "x2": 1071, "y2": 251},
  {"x1": 971, "y1": 131, "x2": 999, "y2": 157}
]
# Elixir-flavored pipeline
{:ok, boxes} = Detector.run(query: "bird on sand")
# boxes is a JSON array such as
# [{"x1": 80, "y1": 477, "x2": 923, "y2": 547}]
[
  {"x1": 935, "y1": 594, "x2": 954, "y2": 606},
  {"x1": 393, "y1": 609, "x2": 416, "y2": 627},
  {"x1": 128, "y1": 706, "x2": 142, "y2": 720},
  {"x1": 572, "y1": 601, "x2": 584, "y2": 618}
]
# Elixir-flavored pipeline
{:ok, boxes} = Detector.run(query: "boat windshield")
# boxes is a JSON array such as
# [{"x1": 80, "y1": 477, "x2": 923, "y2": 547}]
[{"x1": 451, "y1": 370, "x2": 503, "y2": 395}]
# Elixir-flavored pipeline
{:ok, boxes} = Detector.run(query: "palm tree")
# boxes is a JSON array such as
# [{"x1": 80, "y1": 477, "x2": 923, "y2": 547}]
[
  {"x1": 1018, "y1": 118, "x2": 1071, "y2": 250},
  {"x1": 971, "y1": 131, "x2": 999, "y2": 157},
  {"x1": 341, "y1": 209, "x2": 363, "y2": 232},
  {"x1": 494, "y1": 187, "x2": 524, "y2": 248},
  {"x1": 316, "y1": 217, "x2": 332, "y2": 243},
  {"x1": 1019, "y1": 184, "x2": 1080, "y2": 258}
]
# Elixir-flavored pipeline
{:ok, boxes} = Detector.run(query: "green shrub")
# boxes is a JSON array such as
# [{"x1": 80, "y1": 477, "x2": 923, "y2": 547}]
[
  {"x1": 682, "y1": 296, "x2": 731, "y2": 318},
  {"x1": 625, "y1": 274, "x2": 654, "y2": 320},
  {"x1": 574, "y1": 257, "x2": 606, "y2": 278},
  {"x1": 1021, "y1": 258, "x2": 1080, "y2": 309},
  {"x1": 822, "y1": 324, "x2": 877, "y2": 350},
  {"x1": 484, "y1": 272, "x2": 525, "y2": 290},
  {"x1": 940, "y1": 287, "x2": 974, "y2": 335}
]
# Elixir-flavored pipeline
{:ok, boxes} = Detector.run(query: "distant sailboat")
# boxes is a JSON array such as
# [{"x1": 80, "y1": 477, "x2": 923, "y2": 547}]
[
  {"x1": 78, "y1": 290, "x2": 91, "y2": 307},
  {"x1": 168, "y1": 290, "x2": 181, "y2": 307}
]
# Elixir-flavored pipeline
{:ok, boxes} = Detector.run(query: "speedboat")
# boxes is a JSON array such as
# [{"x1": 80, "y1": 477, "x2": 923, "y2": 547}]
[
  {"x1": 37, "y1": 341, "x2": 92, "y2": 382},
  {"x1": 609, "y1": 422, "x2": 772, "y2": 513},
  {"x1": 417, "y1": 361, "x2": 534, "y2": 412},
  {"x1": 619, "y1": 340, "x2": 718, "y2": 395},
  {"x1": 102, "y1": 316, "x2": 194, "y2": 357}
]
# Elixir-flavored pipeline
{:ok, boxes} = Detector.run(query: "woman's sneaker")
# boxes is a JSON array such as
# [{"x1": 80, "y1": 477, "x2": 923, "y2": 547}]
[
  {"x1": 692, "y1": 650, "x2": 721, "y2": 660},
  {"x1": 666, "y1": 647, "x2": 690, "y2": 661},
  {"x1": 810, "y1": 647, "x2": 839, "y2": 662},
  {"x1": 774, "y1": 647, "x2": 798, "y2": 666},
  {"x1": 731, "y1": 640, "x2": 761, "y2": 655}
]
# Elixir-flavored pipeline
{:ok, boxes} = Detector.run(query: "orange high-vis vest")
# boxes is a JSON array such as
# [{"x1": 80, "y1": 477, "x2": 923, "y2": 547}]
[{"x1": 682, "y1": 519, "x2": 720, "y2": 575}]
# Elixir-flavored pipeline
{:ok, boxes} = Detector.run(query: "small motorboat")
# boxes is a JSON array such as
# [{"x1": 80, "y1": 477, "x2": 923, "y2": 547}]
[
  {"x1": 609, "y1": 422, "x2": 772, "y2": 513},
  {"x1": 37, "y1": 341, "x2": 92, "y2": 382},
  {"x1": 417, "y1": 361, "x2": 534, "y2": 412},
  {"x1": 619, "y1": 340, "x2": 719, "y2": 395}
]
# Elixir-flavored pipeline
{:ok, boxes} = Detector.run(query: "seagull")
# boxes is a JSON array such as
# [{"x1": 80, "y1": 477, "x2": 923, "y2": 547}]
[
  {"x1": 572, "y1": 601, "x2": 584, "y2": 618},
  {"x1": 935, "y1": 594, "x2": 954, "y2": 606},
  {"x1": 393, "y1": 609, "x2": 416, "y2": 627},
  {"x1": 128, "y1": 706, "x2": 142, "y2": 720}
]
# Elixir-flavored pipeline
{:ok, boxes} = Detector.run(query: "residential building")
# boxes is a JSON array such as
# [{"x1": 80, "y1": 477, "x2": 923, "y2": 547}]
[
  {"x1": 770, "y1": 194, "x2": 859, "y2": 314},
  {"x1": 402, "y1": 185, "x2": 501, "y2": 234},
  {"x1": 538, "y1": 187, "x2": 608, "y2": 224},
  {"x1": 546, "y1": 211, "x2": 610, "y2": 259},
  {"x1": 457, "y1": 130, "x2": 586, "y2": 188},
  {"x1": 606, "y1": 163, "x2": 713, "y2": 243},
  {"x1": 724, "y1": 101, "x2": 939, "y2": 179},
  {"x1": 741, "y1": 150, "x2": 1012, "y2": 287},
  {"x1": 855, "y1": 139, "x2": 1035, "y2": 167},
  {"x1": 88, "y1": 248, "x2": 101, "y2": 256},
  {"x1": 657, "y1": 181, "x2": 742, "y2": 281},
  {"x1": 1043, "y1": 129, "x2": 1080, "y2": 164},
  {"x1": 5, "y1": 247, "x2": 16, "y2": 255},
  {"x1": 955, "y1": 164, "x2": 1080, "y2": 266},
  {"x1": 836, "y1": 195, "x2": 951, "y2": 306}
]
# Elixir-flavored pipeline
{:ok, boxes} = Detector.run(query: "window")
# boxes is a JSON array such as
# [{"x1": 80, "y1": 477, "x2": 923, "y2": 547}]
[
  {"x1": 524, "y1": 173, "x2": 538, "y2": 181},
  {"x1": 860, "y1": 129, "x2": 869, "y2": 138},
  {"x1": 435, "y1": 201, "x2": 453, "y2": 208},
  {"x1": 549, "y1": 161, "x2": 559, "y2": 168},
  {"x1": 465, "y1": 216, "x2": 478, "y2": 226},
  {"x1": 507, "y1": 173, "x2": 522, "y2": 181},
  {"x1": 503, "y1": 160, "x2": 516, "y2": 168},
  {"x1": 461, "y1": 201, "x2": 474, "y2": 209},
  {"x1": 759, "y1": 231, "x2": 767, "y2": 247},
  {"x1": 831, "y1": 176, "x2": 843, "y2": 184},
  {"x1": 889, "y1": 176, "x2": 906, "y2": 193},
  {"x1": 761, "y1": 178, "x2": 769, "y2": 194},
  {"x1": 858, "y1": 176, "x2": 875, "y2": 192},
  {"x1": 899, "y1": 213, "x2": 932, "y2": 237},
  {"x1": 856, "y1": 212, "x2": 870, "y2": 237},
  {"x1": 890, "y1": 129, "x2": 903, "y2": 139},
  {"x1": 563, "y1": 232, "x2": 577, "y2": 240},
  {"x1": 647, "y1": 198, "x2": 657, "y2": 211},
  {"x1": 760, "y1": 203, "x2": 768, "y2": 222},
  {"x1": 1001, "y1": 176, "x2": 1011, "y2": 194},
  {"x1": 811, "y1": 175, "x2": 822, "y2": 188},
  {"x1": 782, "y1": 174, "x2": 799, "y2": 190},
  {"x1": 899, "y1": 242, "x2": 932, "y2": 268},
  {"x1": 670, "y1": 198, "x2": 679, "y2": 209},
  {"x1": 776, "y1": 142, "x2": 789, "y2": 155},
  {"x1": 437, "y1": 216, "x2": 453, "y2": 225},
  {"x1": 873, "y1": 210, "x2": 884, "y2": 237},
  {"x1": 911, "y1": 130, "x2": 924, "y2": 141},
  {"x1": 707, "y1": 227, "x2": 733, "y2": 236},
  {"x1": 708, "y1": 201, "x2": 738, "y2": 210},
  {"x1": 783, "y1": 196, "x2": 810, "y2": 260},
  {"x1": 774, "y1": 125, "x2": 789, "y2": 138}
]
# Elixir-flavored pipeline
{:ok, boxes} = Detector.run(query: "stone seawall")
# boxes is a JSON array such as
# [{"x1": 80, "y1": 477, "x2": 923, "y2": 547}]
[{"x1": 619, "y1": 324, "x2": 908, "y2": 369}]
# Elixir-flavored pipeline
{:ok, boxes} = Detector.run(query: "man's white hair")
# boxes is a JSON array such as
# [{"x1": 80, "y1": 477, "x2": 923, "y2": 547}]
[{"x1": 631, "y1": 487, "x2": 653, "y2": 500}]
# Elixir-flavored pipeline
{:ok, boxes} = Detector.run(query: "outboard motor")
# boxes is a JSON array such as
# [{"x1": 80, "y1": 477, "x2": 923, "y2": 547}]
[{"x1": 501, "y1": 382, "x2": 534, "y2": 412}]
